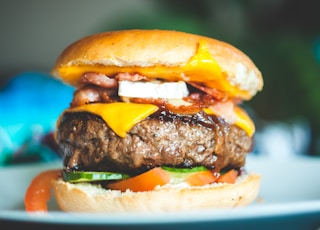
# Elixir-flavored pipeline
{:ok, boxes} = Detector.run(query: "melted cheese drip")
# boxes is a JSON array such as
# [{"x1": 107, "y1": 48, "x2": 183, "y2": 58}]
[
  {"x1": 57, "y1": 40, "x2": 250, "y2": 99},
  {"x1": 65, "y1": 103, "x2": 158, "y2": 137},
  {"x1": 203, "y1": 106, "x2": 255, "y2": 137}
]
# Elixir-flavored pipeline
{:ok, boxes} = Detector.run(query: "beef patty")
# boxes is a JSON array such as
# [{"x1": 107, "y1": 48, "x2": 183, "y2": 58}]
[{"x1": 57, "y1": 109, "x2": 253, "y2": 175}]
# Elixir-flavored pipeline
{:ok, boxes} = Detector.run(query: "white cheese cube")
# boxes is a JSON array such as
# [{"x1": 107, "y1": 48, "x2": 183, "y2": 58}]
[{"x1": 118, "y1": 80, "x2": 189, "y2": 99}]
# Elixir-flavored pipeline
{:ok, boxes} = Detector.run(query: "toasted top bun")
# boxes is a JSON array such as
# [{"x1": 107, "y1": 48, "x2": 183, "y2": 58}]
[
  {"x1": 52, "y1": 173, "x2": 261, "y2": 213},
  {"x1": 52, "y1": 30, "x2": 263, "y2": 100}
]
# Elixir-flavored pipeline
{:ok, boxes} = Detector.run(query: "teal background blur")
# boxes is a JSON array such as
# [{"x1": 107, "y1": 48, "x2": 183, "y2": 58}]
[{"x1": 0, "y1": 0, "x2": 319, "y2": 162}]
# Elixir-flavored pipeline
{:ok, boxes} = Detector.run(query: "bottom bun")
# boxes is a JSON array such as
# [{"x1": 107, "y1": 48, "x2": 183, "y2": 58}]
[{"x1": 52, "y1": 173, "x2": 261, "y2": 213}]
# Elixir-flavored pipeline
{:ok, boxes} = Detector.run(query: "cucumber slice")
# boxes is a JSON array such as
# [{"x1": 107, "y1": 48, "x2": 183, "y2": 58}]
[
  {"x1": 161, "y1": 166, "x2": 207, "y2": 173},
  {"x1": 63, "y1": 171, "x2": 130, "y2": 183},
  {"x1": 161, "y1": 166, "x2": 209, "y2": 184}
]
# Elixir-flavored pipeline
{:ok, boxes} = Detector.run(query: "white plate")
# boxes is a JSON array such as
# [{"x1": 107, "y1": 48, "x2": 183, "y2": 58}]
[{"x1": 0, "y1": 155, "x2": 320, "y2": 229}]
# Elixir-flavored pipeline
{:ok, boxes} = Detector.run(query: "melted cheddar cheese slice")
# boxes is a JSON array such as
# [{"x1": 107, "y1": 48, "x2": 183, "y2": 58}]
[
  {"x1": 65, "y1": 103, "x2": 158, "y2": 137},
  {"x1": 64, "y1": 102, "x2": 254, "y2": 138}
]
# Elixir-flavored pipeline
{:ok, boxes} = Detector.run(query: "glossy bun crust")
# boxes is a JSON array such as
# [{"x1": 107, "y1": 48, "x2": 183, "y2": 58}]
[
  {"x1": 52, "y1": 29, "x2": 263, "y2": 99},
  {"x1": 52, "y1": 173, "x2": 261, "y2": 213}
]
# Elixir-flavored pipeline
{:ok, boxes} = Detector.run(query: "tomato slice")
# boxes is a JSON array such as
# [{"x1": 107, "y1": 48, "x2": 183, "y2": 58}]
[
  {"x1": 216, "y1": 169, "x2": 238, "y2": 184},
  {"x1": 24, "y1": 169, "x2": 60, "y2": 212},
  {"x1": 185, "y1": 170, "x2": 218, "y2": 186},
  {"x1": 107, "y1": 167, "x2": 170, "y2": 192}
]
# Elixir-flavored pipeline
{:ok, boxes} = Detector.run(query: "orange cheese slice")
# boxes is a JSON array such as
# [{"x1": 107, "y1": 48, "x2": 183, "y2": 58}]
[{"x1": 65, "y1": 102, "x2": 158, "y2": 137}]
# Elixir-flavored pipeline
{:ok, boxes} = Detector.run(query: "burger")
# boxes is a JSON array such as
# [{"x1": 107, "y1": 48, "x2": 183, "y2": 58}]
[{"x1": 24, "y1": 29, "x2": 263, "y2": 213}]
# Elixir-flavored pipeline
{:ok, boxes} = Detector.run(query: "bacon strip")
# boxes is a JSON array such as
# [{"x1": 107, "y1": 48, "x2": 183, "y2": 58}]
[
  {"x1": 71, "y1": 85, "x2": 118, "y2": 107},
  {"x1": 188, "y1": 82, "x2": 227, "y2": 101},
  {"x1": 115, "y1": 72, "x2": 147, "y2": 81},
  {"x1": 130, "y1": 98, "x2": 202, "y2": 114},
  {"x1": 82, "y1": 73, "x2": 118, "y2": 88},
  {"x1": 81, "y1": 72, "x2": 148, "y2": 88}
]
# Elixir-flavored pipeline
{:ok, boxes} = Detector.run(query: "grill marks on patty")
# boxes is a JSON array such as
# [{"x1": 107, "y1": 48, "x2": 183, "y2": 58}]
[{"x1": 57, "y1": 109, "x2": 252, "y2": 175}]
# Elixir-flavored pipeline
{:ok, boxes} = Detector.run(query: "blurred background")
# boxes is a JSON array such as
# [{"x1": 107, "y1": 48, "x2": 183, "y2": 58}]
[{"x1": 0, "y1": 0, "x2": 319, "y2": 164}]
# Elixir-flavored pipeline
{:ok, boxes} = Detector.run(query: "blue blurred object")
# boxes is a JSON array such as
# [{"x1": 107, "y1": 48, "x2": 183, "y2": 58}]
[{"x1": 0, "y1": 72, "x2": 74, "y2": 165}]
